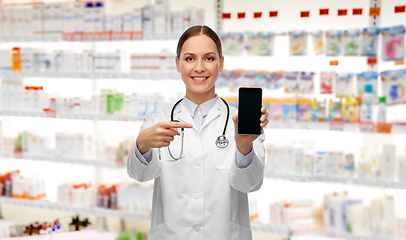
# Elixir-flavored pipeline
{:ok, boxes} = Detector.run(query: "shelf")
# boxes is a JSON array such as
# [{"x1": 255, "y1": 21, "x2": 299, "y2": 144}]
[
  {"x1": 3, "y1": 230, "x2": 118, "y2": 240},
  {"x1": 267, "y1": 122, "x2": 406, "y2": 134},
  {"x1": 0, "y1": 71, "x2": 180, "y2": 80},
  {"x1": 0, "y1": 152, "x2": 125, "y2": 168},
  {"x1": 251, "y1": 223, "x2": 405, "y2": 240},
  {"x1": 0, "y1": 35, "x2": 63, "y2": 42},
  {"x1": 265, "y1": 172, "x2": 406, "y2": 189},
  {"x1": 0, "y1": 196, "x2": 149, "y2": 220},
  {"x1": 0, "y1": 110, "x2": 144, "y2": 122}
]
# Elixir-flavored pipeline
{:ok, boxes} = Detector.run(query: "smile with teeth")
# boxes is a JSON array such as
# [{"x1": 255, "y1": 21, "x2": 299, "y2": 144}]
[{"x1": 191, "y1": 76, "x2": 209, "y2": 81}]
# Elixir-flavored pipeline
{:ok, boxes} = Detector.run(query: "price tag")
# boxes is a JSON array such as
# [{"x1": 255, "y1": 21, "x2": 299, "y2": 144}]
[
  {"x1": 72, "y1": 33, "x2": 82, "y2": 42},
  {"x1": 121, "y1": 32, "x2": 131, "y2": 41},
  {"x1": 359, "y1": 122, "x2": 375, "y2": 133},
  {"x1": 369, "y1": 7, "x2": 381, "y2": 16},
  {"x1": 376, "y1": 123, "x2": 392, "y2": 133},
  {"x1": 330, "y1": 60, "x2": 339, "y2": 66},
  {"x1": 395, "y1": 60, "x2": 405, "y2": 65},
  {"x1": 330, "y1": 121, "x2": 345, "y2": 131},
  {"x1": 367, "y1": 57, "x2": 377, "y2": 65},
  {"x1": 111, "y1": 33, "x2": 121, "y2": 41}
]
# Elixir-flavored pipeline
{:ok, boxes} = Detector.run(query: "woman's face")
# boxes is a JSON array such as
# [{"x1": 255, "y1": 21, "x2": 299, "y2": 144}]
[{"x1": 176, "y1": 34, "x2": 224, "y2": 99}]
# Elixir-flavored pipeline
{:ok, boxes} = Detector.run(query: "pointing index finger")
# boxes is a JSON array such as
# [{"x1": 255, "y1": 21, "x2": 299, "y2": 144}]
[{"x1": 164, "y1": 121, "x2": 193, "y2": 129}]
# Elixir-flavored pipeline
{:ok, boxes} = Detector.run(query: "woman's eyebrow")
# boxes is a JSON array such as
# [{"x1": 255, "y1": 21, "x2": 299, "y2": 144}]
[{"x1": 184, "y1": 52, "x2": 216, "y2": 56}]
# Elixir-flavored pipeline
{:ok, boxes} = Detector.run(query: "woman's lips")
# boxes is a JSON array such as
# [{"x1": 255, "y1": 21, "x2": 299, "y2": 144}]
[{"x1": 191, "y1": 76, "x2": 209, "y2": 82}]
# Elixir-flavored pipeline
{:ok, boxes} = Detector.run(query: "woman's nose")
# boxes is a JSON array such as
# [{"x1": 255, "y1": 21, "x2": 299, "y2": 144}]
[{"x1": 194, "y1": 60, "x2": 205, "y2": 72}]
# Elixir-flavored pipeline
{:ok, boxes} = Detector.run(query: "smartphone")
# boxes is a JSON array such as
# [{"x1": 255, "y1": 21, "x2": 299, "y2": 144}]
[{"x1": 238, "y1": 87, "x2": 262, "y2": 135}]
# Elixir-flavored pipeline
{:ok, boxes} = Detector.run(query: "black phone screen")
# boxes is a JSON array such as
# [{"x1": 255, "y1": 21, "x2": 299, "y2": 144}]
[{"x1": 237, "y1": 87, "x2": 262, "y2": 135}]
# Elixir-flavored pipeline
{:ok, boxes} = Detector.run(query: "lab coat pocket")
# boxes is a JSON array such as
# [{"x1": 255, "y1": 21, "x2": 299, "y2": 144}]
[
  {"x1": 228, "y1": 222, "x2": 252, "y2": 240},
  {"x1": 212, "y1": 130, "x2": 234, "y2": 169},
  {"x1": 162, "y1": 134, "x2": 185, "y2": 162},
  {"x1": 148, "y1": 222, "x2": 167, "y2": 239}
]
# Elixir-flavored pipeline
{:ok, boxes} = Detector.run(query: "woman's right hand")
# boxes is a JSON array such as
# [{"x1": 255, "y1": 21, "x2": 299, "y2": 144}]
[{"x1": 136, "y1": 121, "x2": 193, "y2": 154}]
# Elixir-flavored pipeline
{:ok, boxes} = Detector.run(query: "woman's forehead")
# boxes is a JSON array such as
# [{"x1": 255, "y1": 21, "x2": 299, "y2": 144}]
[{"x1": 181, "y1": 35, "x2": 218, "y2": 55}]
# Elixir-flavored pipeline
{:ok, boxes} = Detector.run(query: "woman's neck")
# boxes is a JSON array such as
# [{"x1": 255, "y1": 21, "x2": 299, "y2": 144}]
[{"x1": 185, "y1": 89, "x2": 216, "y2": 105}]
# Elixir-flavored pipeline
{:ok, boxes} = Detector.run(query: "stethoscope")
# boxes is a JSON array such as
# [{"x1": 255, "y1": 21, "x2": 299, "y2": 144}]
[{"x1": 168, "y1": 97, "x2": 230, "y2": 161}]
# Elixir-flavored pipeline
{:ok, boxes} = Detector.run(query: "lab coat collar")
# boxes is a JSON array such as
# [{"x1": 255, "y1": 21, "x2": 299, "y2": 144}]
[{"x1": 173, "y1": 97, "x2": 228, "y2": 132}]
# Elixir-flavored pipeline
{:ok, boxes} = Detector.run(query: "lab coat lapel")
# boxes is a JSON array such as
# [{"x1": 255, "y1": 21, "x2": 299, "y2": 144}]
[
  {"x1": 176, "y1": 102, "x2": 198, "y2": 132},
  {"x1": 201, "y1": 98, "x2": 222, "y2": 131}
]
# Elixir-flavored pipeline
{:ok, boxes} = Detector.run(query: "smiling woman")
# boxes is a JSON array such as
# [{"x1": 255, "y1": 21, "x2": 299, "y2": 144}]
[{"x1": 127, "y1": 25, "x2": 269, "y2": 240}]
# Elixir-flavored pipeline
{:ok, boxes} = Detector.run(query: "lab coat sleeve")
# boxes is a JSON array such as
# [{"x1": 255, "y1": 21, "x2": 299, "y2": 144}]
[
  {"x1": 127, "y1": 114, "x2": 163, "y2": 182},
  {"x1": 229, "y1": 132, "x2": 265, "y2": 193}
]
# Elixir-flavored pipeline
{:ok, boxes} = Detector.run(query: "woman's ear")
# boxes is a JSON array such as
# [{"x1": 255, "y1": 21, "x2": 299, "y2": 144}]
[
  {"x1": 219, "y1": 55, "x2": 224, "y2": 72},
  {"x1": 175, "y1": 57, "x2": 181, "y2": 73}
]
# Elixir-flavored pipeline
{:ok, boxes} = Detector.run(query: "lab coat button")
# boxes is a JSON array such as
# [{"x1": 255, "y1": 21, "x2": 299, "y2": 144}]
[
  {"x1": 194, "y1": 193, "x2": 201, "y2": 199},
  {"x1": 194, "y1": 225, "x2": 201, "y2": 232}
]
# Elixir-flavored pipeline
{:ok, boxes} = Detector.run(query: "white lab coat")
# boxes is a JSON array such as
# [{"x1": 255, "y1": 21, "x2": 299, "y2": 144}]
[{"x1": 127, "y1": 97, "x2": 265, "y2": 240}]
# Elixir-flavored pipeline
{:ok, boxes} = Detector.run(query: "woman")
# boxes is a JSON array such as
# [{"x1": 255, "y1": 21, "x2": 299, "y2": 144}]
[{"x1": 127, "y1": 25, "x2": 269, "y2": 240}]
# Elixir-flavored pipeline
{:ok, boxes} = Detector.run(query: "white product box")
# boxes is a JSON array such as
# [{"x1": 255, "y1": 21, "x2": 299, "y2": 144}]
[
  {"x1": 43, "y1": 4, "x2": 52, "y2": 32},
  {"x1": 172, "y1": 11, "x2": 183, "y2": 35},
  {"x1": 84, "y1": 2, "x2": 94, "y2": 32},
  {"x1": 197, "y1": 9, "x2": 205, "y2": 25},
  {"x1": 32, "y1": 4, "x2": 43, "y2": 34},
  {"x1": 112, "y1": 14, "x2": 122, "y2": 32},
  {"x1": 11, "y1": 9, "x2": 23, "y2": 37},
  {"x1": 2, "y1": 9, "x2": 12, "y2": 37},
  {"x1": 153, "y1": 1, "x2": 166, "y2": 35},
  {"x1": 0, "y1": 9, "x2": 3, "y2": 37},
  {"x1": 142, "y1": 5, "x2": 153, "y2": 35},
  {"x1": 183, "y1": 8, "x2": 190, "y2": 30},
  {"x1": 93, "y1": 2, "x2": 104, "y2": 32},
  {"x1": 189, "y1": 7, "x2": 198, "y2": 26},
  {"x1": 105, "y1": 15, "x2": 113, "y2": 32},
  {"x1": 75, "y1": 133, "x2": 93, "y2": 159},
  {"x1": 53, "y1": 4, "x2": 63, "y2": 32},
  {"x1": 381, "y1": 144, "x2": 396, "y2": 181},
  {"x1": 122, "y1": 13, "x2": 132, "y2": 32},
  {"x1": 63, "y1": 5, "x2": 74, "y2": 33},
  {"x1": 132, "y1": 8, "x2": 142, "y2": 32},
  {"x1": 72, "y1": 2, "x2": 84, "y2": 32},
  {"x1": 20, "y1": 48, "x2": 33, "y2": 72},
  {"x1": 22, "y1": 9, "x2": 32, "y2": 37}
]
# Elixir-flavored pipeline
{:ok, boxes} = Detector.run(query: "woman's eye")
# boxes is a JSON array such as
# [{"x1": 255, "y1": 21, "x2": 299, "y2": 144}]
[
  {"x1": 206, "y1": 57, "x2": 214, "y2": 61},
  {"x1": 186, "y1": 57, "x2": 194, "y2": 61}
]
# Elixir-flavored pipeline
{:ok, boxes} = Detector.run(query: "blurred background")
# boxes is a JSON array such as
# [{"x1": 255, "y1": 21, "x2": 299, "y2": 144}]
[{"x1": 0, "y1": 0, "x2": 405, "y2": 239}]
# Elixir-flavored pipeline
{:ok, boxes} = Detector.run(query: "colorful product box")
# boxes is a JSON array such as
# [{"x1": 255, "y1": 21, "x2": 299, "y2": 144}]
[
  {"x1": 282, "y1": 99, "x2": 297, "y2": 122},
  {"x1": 297, "y1": 99, "x2": 312, "y2": 122},
  {"x1": 311, "y1": 99, "x2": 327, "y2": 122},
  {"x1": 269, "y1": 99, "x2": 283, "y2": 122}
]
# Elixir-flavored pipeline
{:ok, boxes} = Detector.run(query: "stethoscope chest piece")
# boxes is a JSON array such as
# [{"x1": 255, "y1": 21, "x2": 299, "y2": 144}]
[{"x1": 215, "y1": 135, "x2": 229, "y2": 148}]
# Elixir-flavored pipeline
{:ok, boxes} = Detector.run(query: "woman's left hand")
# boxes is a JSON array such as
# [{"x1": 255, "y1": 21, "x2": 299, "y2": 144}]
[{"x1": 232, "y1": 106, "x2": 269, "y2": 156}]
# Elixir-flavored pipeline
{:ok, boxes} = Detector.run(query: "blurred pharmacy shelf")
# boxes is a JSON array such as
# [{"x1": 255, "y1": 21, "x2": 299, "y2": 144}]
[
  {"x1": 266, "y1": 122, "x2": 406, "y2": 134},
  {"x1": 0, "y1": 110, "x2": 143, "y2": 122},
  {"x1": 0, "y1": 152, "x2": 125, "y2": 168},
  {"x1": 265, "y1": 172, "x2": 406, "y2": 190},
  {"x1": 2, "y1": 229, "x2": 118, "y2": 240},
  {"x1": 251, "y1": 223, "x2": 405, "y2": 240},
  {"x1": 0, "y1": 35, "x2": 63, "y2": 43},
  {"x1": 0, "y1": 71, "x2": 180, "y2": 80},
  {"x1": 0, "y1": 196, "x2": 149, "y2": 220}
]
